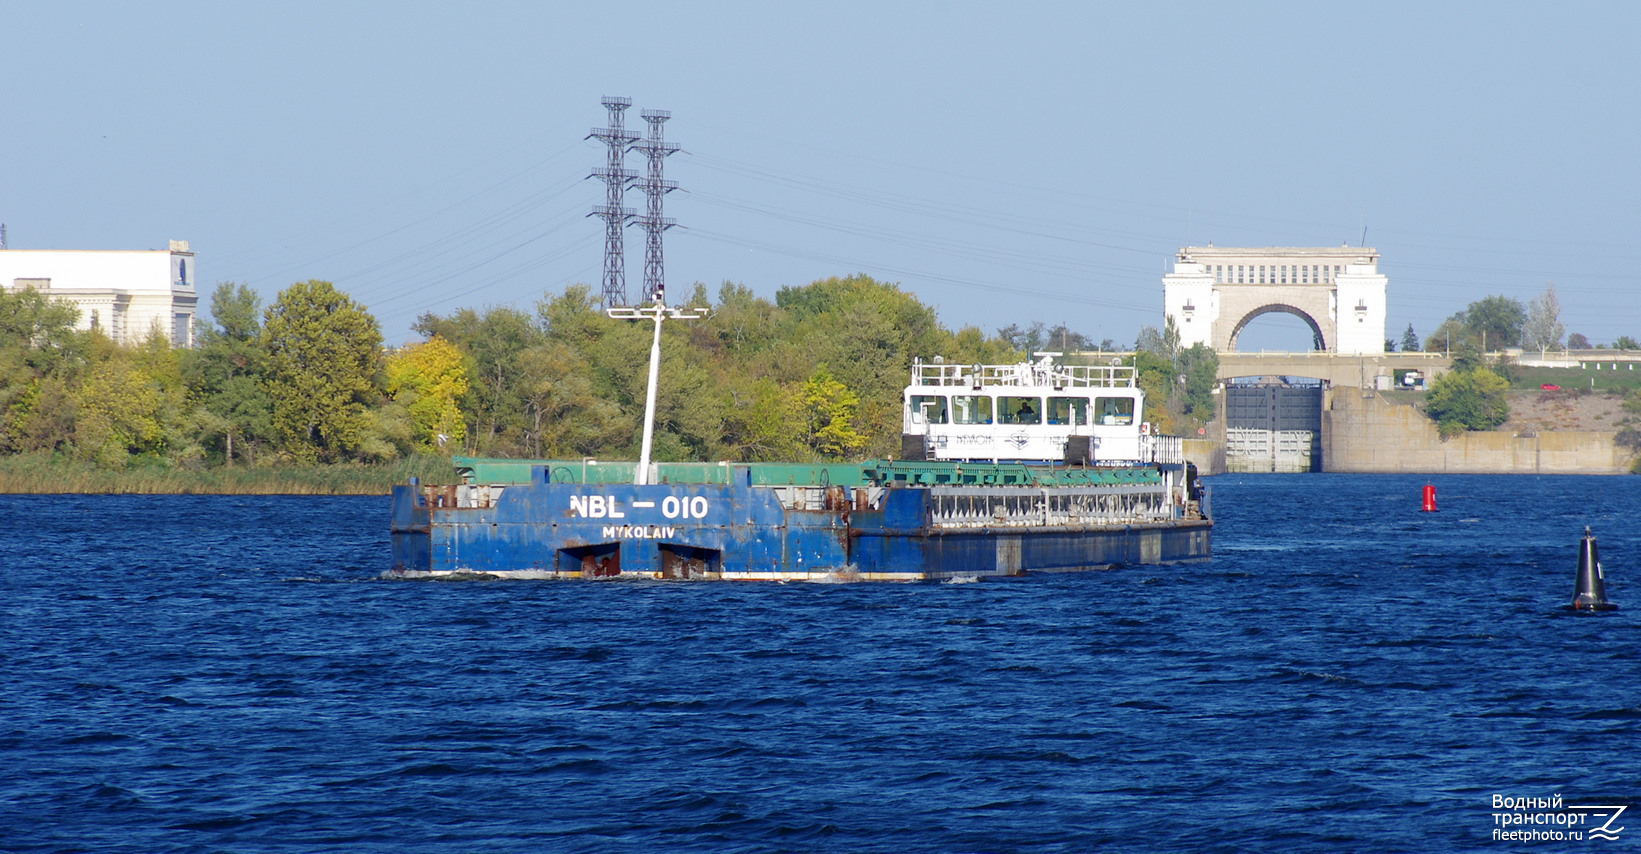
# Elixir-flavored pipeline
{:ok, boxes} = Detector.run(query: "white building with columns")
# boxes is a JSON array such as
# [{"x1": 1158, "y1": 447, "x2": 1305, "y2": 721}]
[
  {"x1": 0, "y1": 240, "x2": 198, "y2": 346},
  {"x1": 1162, "y1": 245, "x2": 1387, "y2": 355}
]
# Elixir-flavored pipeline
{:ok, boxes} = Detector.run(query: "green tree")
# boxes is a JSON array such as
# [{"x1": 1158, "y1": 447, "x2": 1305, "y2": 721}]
[
  {"x1": 701, "y1": 283, "x2": 768, "y2": 350},
  {"x1": 997, "y1": 321, "x2": 1092, "y2": 354},
  {"x1": 7, "y1": 375, "x2": 78, "y2": 453},
  {"x1": 1178, "y1": 343, "x2": 1219, "y2": 422},
  {"x1": 1448, "y1": 341, "x2": 1486, "y2": 374},
  {"x1": 716, "y1": 374, "x2": 805, "y2": 461},
  {"x1": 353, "y1": 402, "x2": 416, "y2": 463},
  {"x1": 514, "y1": 340, "x2": 628, "y2": 458},
  {"x1": 0, "y1": 286, "x2": 81, "y2": 359},
  {"x1": 1424, "y1": 367, "x2": 1510, "y2": 438},
  {"x1": 1130, "y1": 350, "x2": 1177, "y2": 434},
  {"x1": 1133, "y1": 318, "x2": 1181, "y2": 363},
  {"x1": 1130, "y1": 344, "x2": 1216, "y2": 436},
  {"x1": 72, "y1": 353, "x2": 166, "y2": 468},
  {"x1": 260, "y1": 280, "x2": 385, "y2": 463},
  {"x1": 1399, "y1": 323, "x2": 1420, "y2": 353},
  {"x1": 996, "y1": 323, "x2": 1038, "y2": 353},
  {"x1": 537, "y1": 284, "x2": 607, "y2": 343},
  {"x1": 775, "y1": 275, "x2": 946, "y2": 454},
  {"x1": 408, "y1": 278, "x2": 1023, "y2": 463},
  {"x1": 1426, "y1": 316, "x2": 1466, "y2": 354},
  {"x1": 414, "y1": 305, "x2": 545, "y2": 455},
  {"x1": 1044, "y1": 323, "x2": 1092, "y2": 352},
  {"x1": 0, "y1": 287, "x2": 86, "y2": 452},
  {"x1": 184, "y1": 282, "x2": 273, "y2": 464},
  {"x1": 1462, "y1": 295, "x2": 1526, "y2": 349},
  {"x1": 207, "y1": 281, "x2": 263, "y2": 342},
  {"x1": 1128, "y1": 319, "x2": 1215, "y2": 435},
  {"x1": 1615, "y1": 336, "x2": 1640, "y2": 351},
  {"x1": 947, "y1": 325, "x2": 1021, "y2": 366},
  {"x1": 1429, "y1": 295, "x2": 1527, "y2": 353},
  {"x1": 130, "y1": 331, "x2": 196, "y2": 465}
]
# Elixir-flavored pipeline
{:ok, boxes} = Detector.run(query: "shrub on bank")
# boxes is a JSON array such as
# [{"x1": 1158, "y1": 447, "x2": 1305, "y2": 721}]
[
  {"x1": 1425, "y1": 368, "x2": 1510, "y2": 439},
  {"x1": 0, "y1": 452, "x2": 457, "y2": 495}
]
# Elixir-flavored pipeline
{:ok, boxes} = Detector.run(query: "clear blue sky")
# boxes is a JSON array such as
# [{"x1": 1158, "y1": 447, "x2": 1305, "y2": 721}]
[{"x1": 5, "y1": 2, "x2": 1639, "y2": 351}]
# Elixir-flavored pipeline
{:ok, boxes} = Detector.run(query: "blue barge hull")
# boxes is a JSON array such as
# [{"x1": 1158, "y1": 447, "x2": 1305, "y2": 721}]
[{"x1": 390, "y1": 460, "x2": 1211, "y2": 581}]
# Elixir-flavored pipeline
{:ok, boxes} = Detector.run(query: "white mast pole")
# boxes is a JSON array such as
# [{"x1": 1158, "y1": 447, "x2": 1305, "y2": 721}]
[
  {"x1": 608, "y1": 296, "x2": 701, "y2": 486},
  {"x1": 635, "y1": 303, "x2": 665, "y2": 485}
]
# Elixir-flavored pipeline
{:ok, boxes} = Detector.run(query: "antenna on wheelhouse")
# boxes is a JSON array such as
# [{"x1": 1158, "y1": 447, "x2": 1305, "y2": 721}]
[{"x1": 588, "y1": 96, "x2": 638, "y2": 309}]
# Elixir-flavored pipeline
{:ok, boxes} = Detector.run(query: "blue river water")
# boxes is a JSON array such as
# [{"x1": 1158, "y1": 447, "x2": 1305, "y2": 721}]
[{"x1": 2, "y1": 474, "x2": 1637, "y2": 853}]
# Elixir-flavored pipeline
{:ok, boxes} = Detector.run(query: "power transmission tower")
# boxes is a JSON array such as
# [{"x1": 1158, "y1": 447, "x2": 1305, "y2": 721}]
[
  {"x1": 631, "y1": 109, "x2": 680, "y2": 305},
  {"x1": 587, "y1": 96, "x2": 638, "y2": 308}
]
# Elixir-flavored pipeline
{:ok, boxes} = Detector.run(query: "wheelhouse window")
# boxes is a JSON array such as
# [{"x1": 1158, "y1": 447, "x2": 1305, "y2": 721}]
[
  {"x1": 952, "y1": 395, "x2": 993, "y2": 424},
  {"x1": 909, "y1": 394, "x2": 948, "y2": 424},
  {"x1": 1047, "y1": 396, "x2": 1090, "y2": 425},
  {"x1": 1000, "y1": 396, "x2": 1041, "y2": 424},
  {"x1": 1094, "y1": 396, "x2": 1135, "y2": 426}
]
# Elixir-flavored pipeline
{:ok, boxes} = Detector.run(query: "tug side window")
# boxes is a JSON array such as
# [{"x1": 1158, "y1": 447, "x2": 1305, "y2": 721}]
[
  {"x1": 910, "y1": 394, "x2": 948, "y2": 424},
  {"x1": 1094, "y1": 396, "x2": 1135, "y2": 426},
  {"x1": 1048, "y1": 396, "x2": 1091, "y2": 425},
  {"x1": 1001, "y1": 396, "x2": 1041, "y2": 425},
  {"x1": 952, "y1": 395, "x2": 993, "y2": 424}
]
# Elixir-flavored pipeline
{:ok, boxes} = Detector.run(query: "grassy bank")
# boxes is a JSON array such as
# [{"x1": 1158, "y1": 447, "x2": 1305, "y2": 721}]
[
  {"x1": 1507, "y1": 365, "x2": 1641, "y2": 394},
  {"x1": 0, "y1": 453, "x2": 460, "y2": 495}
]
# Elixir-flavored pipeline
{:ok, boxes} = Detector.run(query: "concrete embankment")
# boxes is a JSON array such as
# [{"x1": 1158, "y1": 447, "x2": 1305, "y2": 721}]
[
  {"x1": 1321, "y1": 390, "x2": 1637, "y2": 474},
  {"x1": 1182, "y1": 439, "x2": 1226, "y2": 476}
]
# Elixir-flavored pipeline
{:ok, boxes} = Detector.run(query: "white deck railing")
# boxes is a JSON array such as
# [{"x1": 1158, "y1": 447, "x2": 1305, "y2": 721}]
[{"x1": 911, "y1": 359, "x2": 1135, "y2": 389}]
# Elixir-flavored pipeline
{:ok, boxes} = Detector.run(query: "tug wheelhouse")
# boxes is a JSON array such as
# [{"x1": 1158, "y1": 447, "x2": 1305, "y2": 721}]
[{"x1": 900, "y1": 354, "x2": 1176, "y2": 466}]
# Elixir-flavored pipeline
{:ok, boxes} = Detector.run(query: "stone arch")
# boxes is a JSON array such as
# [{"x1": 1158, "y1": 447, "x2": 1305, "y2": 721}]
[
  {"x1": 1227, "y1": 304, "x2": 1327, "y2": 352},
  {"x1": 1164, "y1": 247, "x2": 1391, "y2": 355}
]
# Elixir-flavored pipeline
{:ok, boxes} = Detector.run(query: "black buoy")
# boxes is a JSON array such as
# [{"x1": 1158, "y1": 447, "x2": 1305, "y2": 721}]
[{"x1": 1569, "y1": 526, "x2": 1618, "y2": 612}]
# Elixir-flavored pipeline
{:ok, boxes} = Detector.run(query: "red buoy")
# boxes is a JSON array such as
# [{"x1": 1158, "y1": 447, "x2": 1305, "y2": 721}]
[{"x1": 1421, "y1": 484, "x2": 1437, "y2": 512}]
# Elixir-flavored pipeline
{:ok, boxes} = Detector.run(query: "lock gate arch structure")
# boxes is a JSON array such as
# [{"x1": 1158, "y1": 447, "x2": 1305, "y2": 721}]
[
  {"x1": 1162, "y1": 245, "x2": 1387, "y2": 356},
  {"x1": 1162, "y1": 246, "x2": 1389, "y2": 472}
]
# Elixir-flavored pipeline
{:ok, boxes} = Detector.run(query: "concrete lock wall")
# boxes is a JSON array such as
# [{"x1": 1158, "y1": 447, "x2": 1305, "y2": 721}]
[
  {"x1": 1321, "y1": 389, "x2": 1638, "y2": 475},
  {"x1": 1182, "y1": 438, "x2": 1225, "y2": 476}
]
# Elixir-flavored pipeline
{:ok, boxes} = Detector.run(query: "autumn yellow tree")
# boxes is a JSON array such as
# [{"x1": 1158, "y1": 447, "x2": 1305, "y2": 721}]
[
  {"x1": 73, "y1": 356, "x2": 165, "y2": 469},
  {"x1": 385, "y1": 335, "x2": 470, "y2": 452},
  {"x1": 800, "y1": 366, "x2": 866, "y2": 459}
]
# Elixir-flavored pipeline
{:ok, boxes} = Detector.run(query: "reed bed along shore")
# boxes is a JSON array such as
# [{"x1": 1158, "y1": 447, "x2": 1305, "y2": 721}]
[{"x1": 0, "y1": 454, "x2": 457, "y2": 495}]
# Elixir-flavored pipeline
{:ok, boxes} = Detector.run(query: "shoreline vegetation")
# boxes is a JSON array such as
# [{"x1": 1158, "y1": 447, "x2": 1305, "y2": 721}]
[
  {"x1": 0, "y1": 453, "x2": 457, "y2": 495},
  {"x1": 11, "y1": 269, "x2": 1608, "y2": 490},
  {"x1": 4, "y1": 276, "x2": 1213, "y2": 491}
]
